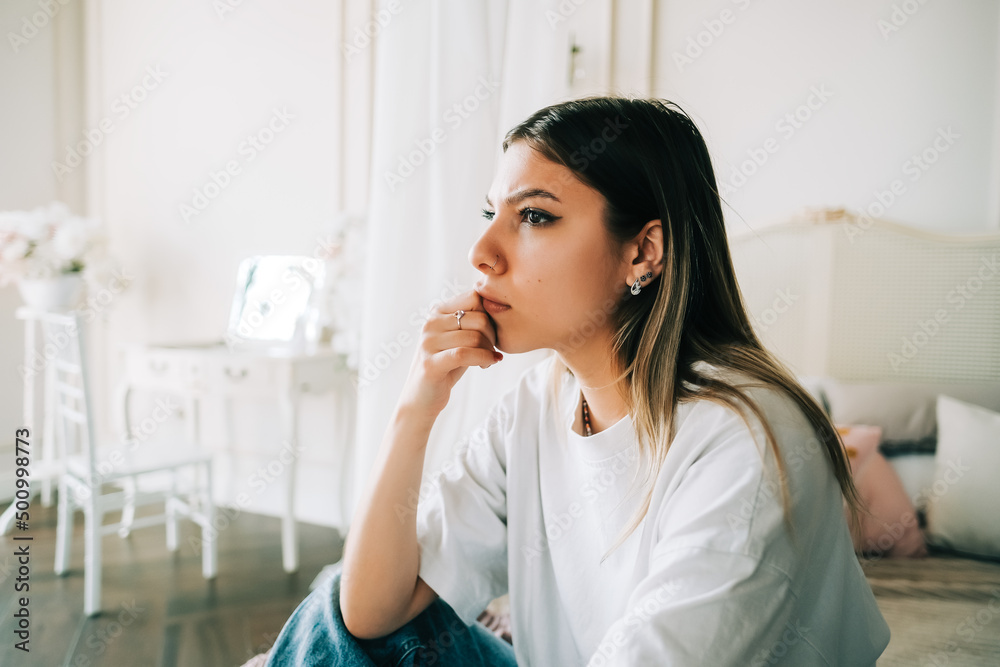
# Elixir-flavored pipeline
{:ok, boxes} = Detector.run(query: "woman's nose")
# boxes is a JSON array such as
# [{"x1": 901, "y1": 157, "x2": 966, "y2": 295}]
[{"x1": 469, "y1": 236, "x2": 500, "y2": 274}]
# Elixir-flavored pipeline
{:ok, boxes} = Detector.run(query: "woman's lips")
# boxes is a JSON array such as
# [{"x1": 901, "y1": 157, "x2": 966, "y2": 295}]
[{"x1": 482, "y1": 298, "x2": 511, "y2": 315}]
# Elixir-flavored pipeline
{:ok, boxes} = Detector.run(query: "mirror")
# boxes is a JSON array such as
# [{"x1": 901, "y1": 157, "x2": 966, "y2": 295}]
[{"x1": 226, "y1": 256, "x2": 326, "y2": 348}]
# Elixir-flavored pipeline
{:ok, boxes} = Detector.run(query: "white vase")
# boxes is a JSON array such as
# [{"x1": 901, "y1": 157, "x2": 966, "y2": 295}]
[{"x1": 17, "y1": 273, "x2": 84, "y2": 311}]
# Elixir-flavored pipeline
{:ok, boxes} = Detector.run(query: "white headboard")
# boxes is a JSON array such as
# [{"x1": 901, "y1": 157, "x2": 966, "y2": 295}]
[{"x1": 728, "y1": 209, "x2": 1000, "y2": 383}]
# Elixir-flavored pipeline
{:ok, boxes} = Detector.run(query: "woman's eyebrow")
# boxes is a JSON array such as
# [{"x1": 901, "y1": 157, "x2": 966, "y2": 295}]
[{"x1": 484, "y1": 188, "x2": 561, "y2": 208}]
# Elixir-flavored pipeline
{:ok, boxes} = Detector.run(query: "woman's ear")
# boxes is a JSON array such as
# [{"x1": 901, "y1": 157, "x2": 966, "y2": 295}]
[{"x1": 629, "y1": 219, "x2": 664, "y2": 279}]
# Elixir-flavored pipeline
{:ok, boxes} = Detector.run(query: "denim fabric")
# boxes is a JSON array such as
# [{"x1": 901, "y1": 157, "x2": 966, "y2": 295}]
[{"x1": 264, "y1": 569, "x2": 518, "y2": 666}]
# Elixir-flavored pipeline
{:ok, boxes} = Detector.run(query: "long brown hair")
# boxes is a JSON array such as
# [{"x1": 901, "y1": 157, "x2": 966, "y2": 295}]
[{"x1": 502, "y1": 96, "x2": 863, "y2": 559}]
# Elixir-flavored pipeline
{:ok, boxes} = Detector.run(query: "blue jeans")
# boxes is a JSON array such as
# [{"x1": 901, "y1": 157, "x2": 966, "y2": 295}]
[{"x1": 264, "y1": 569, "x2": 518, "y2": 666}]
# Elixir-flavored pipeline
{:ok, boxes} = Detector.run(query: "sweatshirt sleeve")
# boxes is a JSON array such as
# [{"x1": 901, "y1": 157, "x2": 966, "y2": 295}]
[
  {"x1": 586, "y1": 399, "x2": 808, "y2": 667},
  {"x1": 415, "y1": 397, "x2": 512, "y2": 626}
]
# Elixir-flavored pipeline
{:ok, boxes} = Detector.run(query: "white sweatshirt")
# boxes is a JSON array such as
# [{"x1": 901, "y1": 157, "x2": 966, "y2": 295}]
[{"x1": 415, "y1": 355, "x2": 890, "y2": 666}]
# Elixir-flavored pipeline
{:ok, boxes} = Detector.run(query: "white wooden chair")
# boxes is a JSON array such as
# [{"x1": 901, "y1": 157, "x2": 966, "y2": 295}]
[{"x1": 44, "y1": 311, "x2": 217, "y2": 616}]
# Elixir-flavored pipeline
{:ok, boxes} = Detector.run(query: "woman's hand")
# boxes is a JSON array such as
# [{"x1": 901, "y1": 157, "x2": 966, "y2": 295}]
[{"x1": 397, "y1": 290, "x2": 503, "y2": 418}]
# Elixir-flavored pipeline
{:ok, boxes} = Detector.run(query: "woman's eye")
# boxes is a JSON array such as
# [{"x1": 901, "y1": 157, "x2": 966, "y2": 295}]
[
  {"x1": 521, "y1": 208, "x2": 553, "y2": 226},
  {"x1": 481, "y1": 207, "x2": 556, "y2": 226}
]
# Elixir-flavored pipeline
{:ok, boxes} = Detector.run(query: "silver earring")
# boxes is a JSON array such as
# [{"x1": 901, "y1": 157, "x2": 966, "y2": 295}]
[{"x1": 631, "y1": 278, "x2": 641, "y2": 295}]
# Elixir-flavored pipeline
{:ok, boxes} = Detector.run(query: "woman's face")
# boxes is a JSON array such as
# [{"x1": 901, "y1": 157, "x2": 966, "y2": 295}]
[{"x1": 470, "y1": 140, "x2": 628, "y2": 357}]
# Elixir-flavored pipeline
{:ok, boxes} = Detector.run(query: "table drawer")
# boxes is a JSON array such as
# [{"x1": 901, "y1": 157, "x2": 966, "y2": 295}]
[
  {"x1": 125, "y1": 348, "x2": 191, "y2": 392},
  {"x1": 208, "y1": 357, "x2": 277, "y2": 397}
]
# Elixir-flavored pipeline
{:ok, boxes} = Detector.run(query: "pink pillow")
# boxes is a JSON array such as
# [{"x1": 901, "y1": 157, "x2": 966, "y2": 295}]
[{"x1": 839, "y1": 424, "x2": 927, "y2": 558}]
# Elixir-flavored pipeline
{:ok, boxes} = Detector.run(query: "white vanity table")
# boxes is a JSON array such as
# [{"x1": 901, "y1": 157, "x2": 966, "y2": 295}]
[
  {"x1": 120, "y1": 254, "x2": 355, "y2": 573},
  {"x1": 121, "y1": 341, "x2": 352, "y2": 572},
  {"x1": 1, "y1": 256, "x2": 355, "y2": 571}
]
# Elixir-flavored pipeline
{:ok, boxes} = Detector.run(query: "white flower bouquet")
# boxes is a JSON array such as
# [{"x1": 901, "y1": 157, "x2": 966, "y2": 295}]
[{"x1": 0, "y1": 201, "x2": 107, "y2": 286}]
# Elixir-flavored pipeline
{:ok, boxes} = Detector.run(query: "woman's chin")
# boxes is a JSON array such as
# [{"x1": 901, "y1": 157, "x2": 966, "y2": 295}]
[{"x1": 497, "y1": 339, "x2": 549, "y2": 356}]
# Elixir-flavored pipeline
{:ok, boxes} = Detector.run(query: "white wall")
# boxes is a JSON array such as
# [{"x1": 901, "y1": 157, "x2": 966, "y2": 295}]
[{"x1": 652, "y1": 0, "x2": 1000, "y2": 232}]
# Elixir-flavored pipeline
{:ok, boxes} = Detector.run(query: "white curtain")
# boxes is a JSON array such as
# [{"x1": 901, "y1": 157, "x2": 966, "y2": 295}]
[{"x1": 344, "y1": 0, "x2": 569, "y2": 519}]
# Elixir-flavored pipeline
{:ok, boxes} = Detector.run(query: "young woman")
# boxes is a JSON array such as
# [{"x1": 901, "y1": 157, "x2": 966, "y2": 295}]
[{"x1": 263, "y1": 97, "x2": 890, "y2": 666}]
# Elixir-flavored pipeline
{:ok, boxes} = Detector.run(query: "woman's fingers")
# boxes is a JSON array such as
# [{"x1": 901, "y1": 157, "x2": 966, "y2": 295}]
[
  {"x1": 430, "y1": 302, "x2": 497, "y2": 350},
  {"x1": 396, "y1": 290, "x2": 502, "y2": 417},
  {"x1": 421, "y1": 340, "x2": 498, "y2": 372},
  {"x1": 424, "y1": 329, "x2": 496, "y2": 357},
  {"x1": 426, "y1": 292, "x2": 500, "y2": 372}
]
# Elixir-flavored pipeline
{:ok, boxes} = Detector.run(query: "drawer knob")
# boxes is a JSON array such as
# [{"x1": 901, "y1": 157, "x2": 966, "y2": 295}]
[{"x1": 224, "y1": 367, "x2": 248, "y2": 381}]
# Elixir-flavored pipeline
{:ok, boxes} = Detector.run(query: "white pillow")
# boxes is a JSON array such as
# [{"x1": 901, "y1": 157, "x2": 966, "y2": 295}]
[
  {"x1": 925, "y1": 395, "x2": 1000, "y2": 559},
  {"x1": 886, "y1": 454, "x2": 936, "y2": 511}
]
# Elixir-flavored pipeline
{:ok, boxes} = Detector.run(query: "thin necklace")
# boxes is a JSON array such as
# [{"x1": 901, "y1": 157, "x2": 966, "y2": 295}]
[{"x1": 581, "y1": 394, "x2": 593, "y2": 436}]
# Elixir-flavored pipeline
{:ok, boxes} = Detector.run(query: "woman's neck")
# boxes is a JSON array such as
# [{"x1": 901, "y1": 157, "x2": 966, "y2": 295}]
[{"x1": 560, "y1": 352, "x2": 629, "y2": 435}]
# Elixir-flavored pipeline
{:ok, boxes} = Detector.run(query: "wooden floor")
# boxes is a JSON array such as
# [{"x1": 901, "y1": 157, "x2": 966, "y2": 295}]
[{"x1": 0, "y1": 499, "x2": 344, "y2": 667}]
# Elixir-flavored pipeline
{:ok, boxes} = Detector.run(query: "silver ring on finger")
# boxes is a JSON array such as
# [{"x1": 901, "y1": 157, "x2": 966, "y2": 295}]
[{"x1": 454, "y1": 309, "x2": 465, "y2": 330}]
